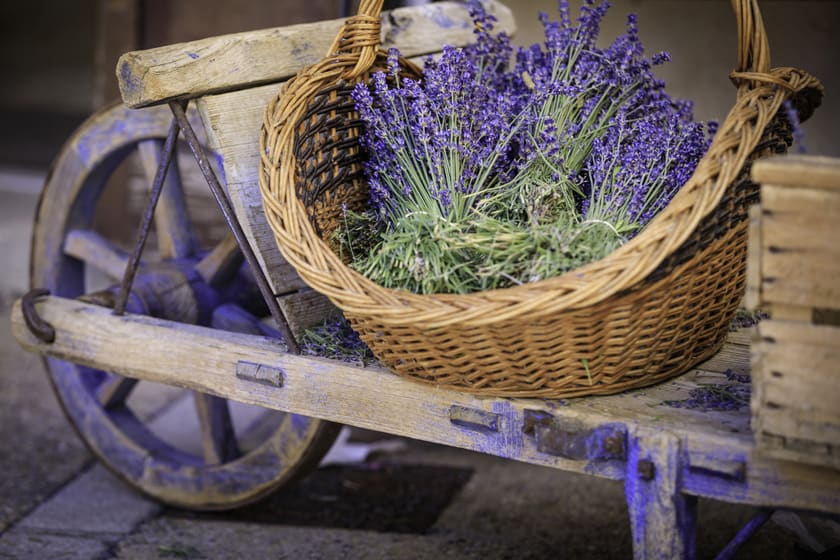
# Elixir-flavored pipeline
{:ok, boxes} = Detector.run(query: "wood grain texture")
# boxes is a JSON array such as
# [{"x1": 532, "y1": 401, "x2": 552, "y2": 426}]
[
  {"x1": 752, "y1": 155, "x2": 840, "y2": 190},
  {"x1": 745, "y1": 204, "x2": 762, "y2": 311},
  {"x1": 63, "y1": 229, "x2": 130, "y2": 280},
  {"x1": 758, "y1": 184, "x2": 840, "y2": 310},
  {"x1": 752, "y1": 319, "x2": 840, "y2": 469},
  {"x1": 12, "y1": 296, "x2": 840, "y2": 514},
  {"x1": 118, "y1": 0, "x2": 515, "y2": 107},
  {"x1": 196, "y1": 85, "x2": 306, "y2": 296}
]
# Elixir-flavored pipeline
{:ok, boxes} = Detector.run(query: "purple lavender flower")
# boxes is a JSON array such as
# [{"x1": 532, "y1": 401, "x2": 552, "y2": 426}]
[
  {"x1": 783, "y1": 99, "x2": 806, "y2": 153},
  {"x1": 347, "y1": 0, "x2": 715, "y2": 293}
]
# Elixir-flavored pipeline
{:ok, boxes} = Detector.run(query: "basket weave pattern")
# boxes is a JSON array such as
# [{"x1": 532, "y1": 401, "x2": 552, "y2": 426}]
[{"x1": 259, "y1": 0, "x2": 823, "y2": 397}]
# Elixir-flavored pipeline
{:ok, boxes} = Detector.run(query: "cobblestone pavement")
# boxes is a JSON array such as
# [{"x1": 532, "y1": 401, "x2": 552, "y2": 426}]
[{"x1": 0, "y1": 172, "x2": 808, "y2": 559}]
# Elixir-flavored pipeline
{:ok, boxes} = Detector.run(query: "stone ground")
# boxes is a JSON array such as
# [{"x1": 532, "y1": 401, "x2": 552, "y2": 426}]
[{"x1": 0, "y1": 168, "x2": 824, "y2": 559}]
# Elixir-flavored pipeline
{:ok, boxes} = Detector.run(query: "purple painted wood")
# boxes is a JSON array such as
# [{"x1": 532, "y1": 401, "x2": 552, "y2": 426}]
[
  {"x1": 625, "y1": 429, "x2": 696, "y2": 560},
  {"x1": 193, "y1": 392, "x2": 240, "y2": 465},
  {"x1": 30, "y1": 102, "x2": 340, "y2": 509},
  {"x1": 97, "y1": 375, "x2": 139, "y2": 409},
  {"x1": 714, "y1": 509, "x2": 773, "y2": 560}
]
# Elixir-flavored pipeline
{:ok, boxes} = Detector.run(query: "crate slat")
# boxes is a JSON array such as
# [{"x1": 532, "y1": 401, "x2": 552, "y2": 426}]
[{"x1": 749, "y1": 156, "x2": 840, "y2": 470}]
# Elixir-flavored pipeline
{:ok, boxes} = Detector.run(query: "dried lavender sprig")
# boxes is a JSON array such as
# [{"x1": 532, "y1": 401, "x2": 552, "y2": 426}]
[{"x1": 301, "y1": 316, "x2": 375, "y2": 366}]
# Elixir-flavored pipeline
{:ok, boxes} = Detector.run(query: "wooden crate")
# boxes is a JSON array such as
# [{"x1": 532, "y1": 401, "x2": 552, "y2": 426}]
[{"x1": 748, "y1": 155, "x2": 840, "y2": 470}]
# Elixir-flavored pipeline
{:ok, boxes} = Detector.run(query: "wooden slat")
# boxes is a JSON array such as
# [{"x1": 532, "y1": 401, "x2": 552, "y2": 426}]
[
  {"x1": 752, "y1": 320, "x2": 840, "y2": 467},
  {"x1": 758, "y1": 185, "x2": 840, "y2": 310},
  {"x1": 745, "y1": 204, "x2": 762, "y2": 311},
  {"x1": 277, "y1": 289, "x2": 339, "y2": 336},
  {"x1": 117, "y1": 1, "x2": 515, "y2": 108},
  {"x1": 752, "y1": 155, "x2": 840, "y2": 191},
  {"x1": 12, "y1": 296, "x2": 840, "y2": 514},
  {"x1": 195, "y1": 85, "x2": 300, "y2": 294}
]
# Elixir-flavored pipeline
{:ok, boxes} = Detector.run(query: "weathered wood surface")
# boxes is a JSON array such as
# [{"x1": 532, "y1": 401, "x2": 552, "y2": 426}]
[
  {"x1": 12, "y1": 296, "x2": 840, "y2": 515},
  {"x1": 757, "y1": 184, "x2": 840, "y2": 310},
  {"x1": 752, "y1": 155, "x2": 840, "y2": 191},
  {"x1": 625, "y1": 429, "x2": 696, "y2": 560},
  {"x1": 118, "y1": 0, "x2": 515, "y2": 107},
  {"x1": 752, "y1": 320, "x2": 840, "y2": 470},
  {"x1": 748, "y1": 154, "x2": 840, "y2": 470},
  {"x1": 198, "y1": 84, "x2": 310, "y2": 298}
]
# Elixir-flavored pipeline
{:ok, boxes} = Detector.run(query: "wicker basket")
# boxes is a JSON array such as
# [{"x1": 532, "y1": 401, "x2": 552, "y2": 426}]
[{"x1": 259, "y1": 0, "x2": 823, "y2": 398}]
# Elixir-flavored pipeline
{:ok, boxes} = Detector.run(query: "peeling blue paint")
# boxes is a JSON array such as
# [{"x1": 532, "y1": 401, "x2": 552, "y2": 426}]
[
  {"x1": 119, "y1": 60, "x2": 142, "y2": 100},
  {"x1": 212, "y1": 150, "x2": 227, "y2": 185},
  {"x1": 422, "y1": 5, "x2": 470, "y2": 30}
]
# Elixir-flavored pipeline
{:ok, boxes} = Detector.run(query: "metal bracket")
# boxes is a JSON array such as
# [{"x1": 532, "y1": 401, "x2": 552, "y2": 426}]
[
  {"x1": 449, "y1": 405, "x2": 501, "y2": 433},
  {"x1": 523, "y1": 409, "x2": 626, "y2": 461},
  {"x1": 235, "y1": 361, "x2": 285, "y2": 387}
]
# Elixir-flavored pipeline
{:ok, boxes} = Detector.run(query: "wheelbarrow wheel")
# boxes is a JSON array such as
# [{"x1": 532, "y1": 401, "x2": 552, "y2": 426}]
[{"x1": 30, "y1": 102, "x2": 340, "y2": 510}]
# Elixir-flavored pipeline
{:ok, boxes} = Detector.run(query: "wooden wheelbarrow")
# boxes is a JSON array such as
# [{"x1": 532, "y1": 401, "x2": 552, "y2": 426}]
[{"x1": 9, "y1": 2, "x2": 840, "y2": 557}]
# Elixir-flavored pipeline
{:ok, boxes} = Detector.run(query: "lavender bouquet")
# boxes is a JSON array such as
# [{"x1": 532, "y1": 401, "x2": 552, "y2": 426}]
[{"x1": 341, "y1": 0, "x2": 716, "y2": 295}]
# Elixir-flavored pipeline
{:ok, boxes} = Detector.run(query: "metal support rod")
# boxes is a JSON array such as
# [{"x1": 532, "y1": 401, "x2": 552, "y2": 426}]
[
  {"x1": 713, "y1": 509, "x2": 774, "y2": 560},
  {"x1": 114, "y1": 111, "x2": 183, "y2": 316},
  {"x1": 167, "y1": 101, "x2": 301, "y2": 354}
]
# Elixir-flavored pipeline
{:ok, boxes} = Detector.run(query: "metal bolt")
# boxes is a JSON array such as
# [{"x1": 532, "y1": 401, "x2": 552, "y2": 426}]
[{"x1": 638, "y1": 459, "x2": 656, "y2": 481}]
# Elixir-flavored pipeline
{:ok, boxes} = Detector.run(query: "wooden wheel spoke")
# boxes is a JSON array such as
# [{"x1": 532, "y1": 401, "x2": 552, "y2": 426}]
[
  {"x1": 196, "y1": 233, "x2": 243, "y2": 287},
  {"x1": 193, "y1": 392, "x2": 240, "y2": 465},
  {"x1": 96, "y1": 374, "x2": 139, "y2": 409},
  {"x1": 64, "y1": 229, "x2": 131, "y2": 280},
  {"x1": 211, "y1": 303, "x2": 279, "y2": 337},
  {"x1": 138, "y1": 139, "x2": 194, "y2": 260}
]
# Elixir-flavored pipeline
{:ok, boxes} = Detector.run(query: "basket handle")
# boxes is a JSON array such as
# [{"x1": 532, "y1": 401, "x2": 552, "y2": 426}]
[
  {"x1": 327, "y1": 0, "x2": 385, "y2": 79},
  {"x1": 332, "y1": 1, "x2": 774, "y2": 80},
  {"x1": 732, "y1": 0, "x2": 771, "y2": 75}
]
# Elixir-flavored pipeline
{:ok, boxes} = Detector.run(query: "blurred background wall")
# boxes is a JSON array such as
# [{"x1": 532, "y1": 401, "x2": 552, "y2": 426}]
[{"x1": 0, "y1": 0, "x2": 837, "y2": 170}]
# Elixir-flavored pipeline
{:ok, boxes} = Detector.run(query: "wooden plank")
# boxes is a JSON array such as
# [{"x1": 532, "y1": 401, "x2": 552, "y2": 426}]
[
  {"x1": 12, "y1": 297, "x2": 840, "y2": 513},
  {"x1": 752, "y1": 155, "x2": 840, "y2": 191},
  {"x1": 754, "y1": 435, "x2": 839, "y2": 470},
  {"x1": 10, "y1": 295, "x2": 621, "y2": 479},
  {"x1": 13, "y1": 296, "x2": 840, "y2": 514},
  {"x1": 745, "y1": 204, "x2": 762, "y2": 311},
  {"x1": 117, "y1": 0, "x2": 515, "y2": 107},
  {"x1": 761, "y1": 183, "x2": 840, "y2": 219},
  {"x1": 760, "y1": 207, "x2": 839, "y2": 255},
  {"x1": 758, "y1": 403, "x2": 840, "y2": 444},
  {"x1": 752, "y1": 319, "x2": 840, "y2": 467},
  {"x1": 766, "y1": 303, "x2": 814, "y2": 323},
  {"x1": 757, "y1": 185, "x2": 840, "y2": 310},
  {"x1": 277, "y1": 289, "x2": 339, "y2": 337},
  {"x1": 758, "y1": 319, "x2": 840, "y2": 346}
]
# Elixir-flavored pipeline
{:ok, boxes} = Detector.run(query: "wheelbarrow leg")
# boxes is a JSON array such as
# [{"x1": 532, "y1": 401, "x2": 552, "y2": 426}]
[{"x1": 625, "y1": 428, "x2": 697, "y2": 560}]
